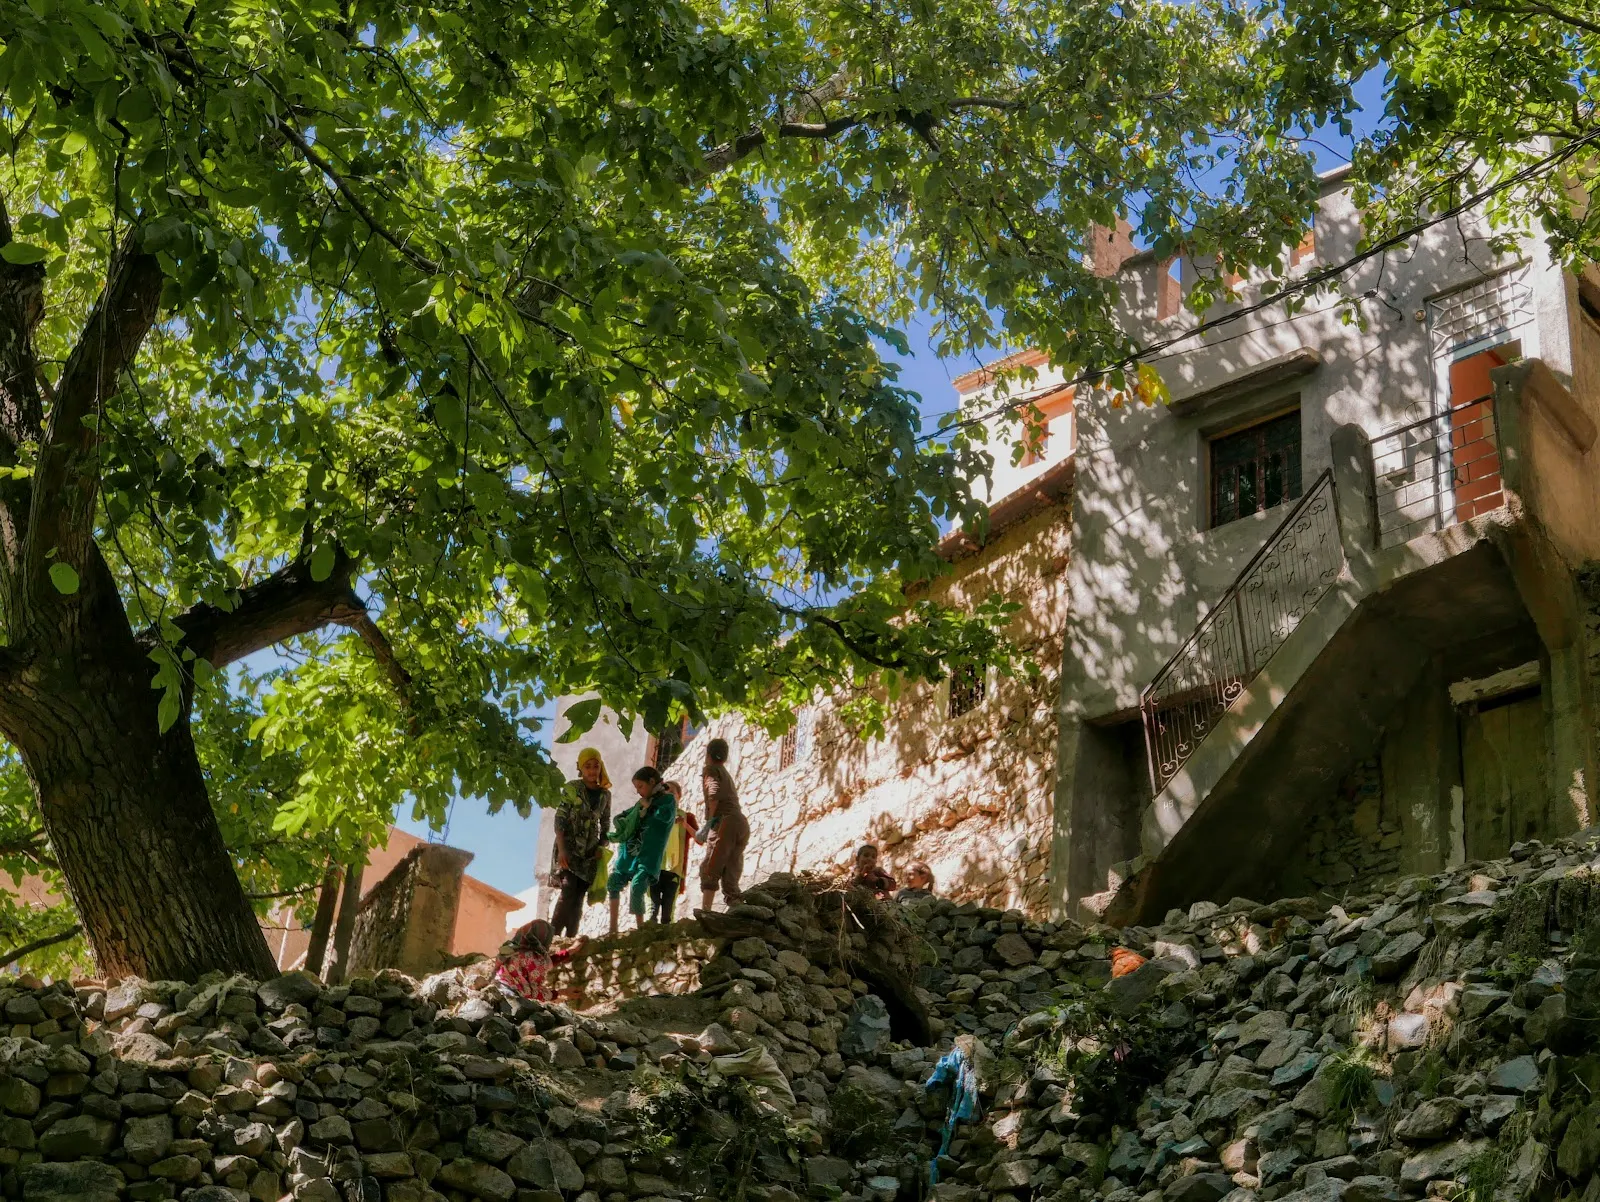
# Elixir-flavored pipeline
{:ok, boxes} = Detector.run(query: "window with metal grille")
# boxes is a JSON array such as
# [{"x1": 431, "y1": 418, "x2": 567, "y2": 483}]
[
  {"x1": 948, "y1": 665, "x2": 986, "y2": 719},
  {"x1": 652, "y1": 718, "x2": 686, "y2": 771},
  {"x1": 777, "y1": 728, "x2": 797, "y2": 771},
  {"x1": 1209, "y1": 409, "x2": 1302, "y2": 528}
]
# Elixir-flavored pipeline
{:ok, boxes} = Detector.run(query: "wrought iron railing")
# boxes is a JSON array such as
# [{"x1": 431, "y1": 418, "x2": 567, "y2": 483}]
[
  {"x1": 1371, "y1": 393, "x2": 1503, "y2": 548},
  {"x1": 1141, "y1": 470, "x2": 1345, "y2": 794}
]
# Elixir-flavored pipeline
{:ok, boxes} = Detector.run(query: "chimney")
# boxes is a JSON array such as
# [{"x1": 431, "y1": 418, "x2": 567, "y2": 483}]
[{"x1": 1088, "y1": 220, "x2": 1137, "y2": 279}]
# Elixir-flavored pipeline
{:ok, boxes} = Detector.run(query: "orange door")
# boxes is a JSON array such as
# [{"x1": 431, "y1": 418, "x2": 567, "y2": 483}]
[{"x1": 1446, "y1": 349, "x2": 1506, "y2": 522}]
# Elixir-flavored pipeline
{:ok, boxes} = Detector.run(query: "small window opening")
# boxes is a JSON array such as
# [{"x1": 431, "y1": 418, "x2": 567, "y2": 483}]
[
  {"x1": 777, "y1": 728, "x2": 797, "y2": 771},
  {"x1": 652, "y1": 718, "x2": 688, "y2": 771},
  {"x1": 948, "y1": 665, "x2": 987, "y2": 719},
  {"x1": 1208, "y1": 408, "x2": 1302, "y2": 528}
]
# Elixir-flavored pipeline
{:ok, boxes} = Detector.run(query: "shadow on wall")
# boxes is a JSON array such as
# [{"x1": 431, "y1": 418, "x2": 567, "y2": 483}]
[{"x1": 709, "y1": 503, "x2": 1075, "y2": 916}]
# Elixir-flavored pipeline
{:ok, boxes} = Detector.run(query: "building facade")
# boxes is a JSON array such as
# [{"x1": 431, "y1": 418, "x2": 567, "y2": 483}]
[
  {"x1": 547, "y1": 171, "x2": 1600, "y2": 927},
  {"x1": 1049, "y1": 170, "x2": 1600, "y2": 923}
]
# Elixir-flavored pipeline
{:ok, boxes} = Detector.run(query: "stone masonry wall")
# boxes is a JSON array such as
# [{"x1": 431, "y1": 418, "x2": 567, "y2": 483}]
[
  {"x1": 1274, "y1": 759, "x2": 1404, "y2": 900},
  {"x1": 348, "y1": 845, "x2": 474, "y2": 979},
  {"x1": 545, "y1": 923, "x2": 720, "y2": 1007},
  {"x1": 2, "y1": 838, "x2": 1599, "y2": 1202},
  {"x1": 689, "y1": 500, "x2": 1073, "y2": 918}
]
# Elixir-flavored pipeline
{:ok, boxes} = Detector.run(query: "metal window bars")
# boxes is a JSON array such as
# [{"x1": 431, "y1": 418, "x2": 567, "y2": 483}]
[
  {"x1": 1371, "y1": 393, "x2": 1503, "y2": 548},
  {"x1": 1141, "y1": 470, "x2": 1346, "y2": 794},
  {"x1": 948, "y1": 665, "x2": 987, "y2": 719}
]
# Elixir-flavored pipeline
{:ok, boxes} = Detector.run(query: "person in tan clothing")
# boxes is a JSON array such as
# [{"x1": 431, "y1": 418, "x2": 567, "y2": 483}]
[{"x1": 697, "y1": 738, "x2": 749, "y2": 910}]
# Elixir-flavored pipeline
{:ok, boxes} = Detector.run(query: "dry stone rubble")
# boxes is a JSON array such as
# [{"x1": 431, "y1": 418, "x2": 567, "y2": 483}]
[{"x1": 0, "y1": 841, "x2": 1594, "y2": 1202}]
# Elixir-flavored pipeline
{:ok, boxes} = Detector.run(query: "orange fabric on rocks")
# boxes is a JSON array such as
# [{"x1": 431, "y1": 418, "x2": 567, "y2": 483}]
[{"x1": 1111, "y1": 947, "x2": 1147, "y2": 978}]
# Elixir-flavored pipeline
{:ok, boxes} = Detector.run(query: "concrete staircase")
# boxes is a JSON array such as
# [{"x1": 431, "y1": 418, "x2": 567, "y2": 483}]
[{"x1": 1103, "y1": 424, "x2": 1534, "y2": 926}]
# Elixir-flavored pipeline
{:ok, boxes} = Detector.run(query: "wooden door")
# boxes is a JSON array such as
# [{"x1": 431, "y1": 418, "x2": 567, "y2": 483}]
[{"x1": 1460, "y1": 690, "x2": 1549, "y2": 859}]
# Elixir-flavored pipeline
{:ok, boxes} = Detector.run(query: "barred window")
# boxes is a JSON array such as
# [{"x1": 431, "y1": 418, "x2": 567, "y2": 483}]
[
  {"x1": 948, "y1": 665, "x2": 987, "y2": 719},
  {"x1": 777, "y1": 728, "x2": 797, "y2": 771},
  {"x1": 652, "y1": 718, "x2": 686, "y2": 771},
  {"x1": 1209, "y1": 409, "x2": 1302, "y2": 528}
]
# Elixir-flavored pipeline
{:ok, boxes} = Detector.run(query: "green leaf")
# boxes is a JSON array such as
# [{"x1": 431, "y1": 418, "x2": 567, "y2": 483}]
[
  {"x1": 0, "y1": 243, "x2": 48, "y2": 265},
  {"x1": 308, "y1": 542, "x2": 336, "y2": 582},
  {"x1": 47, "y1": 563, "x2": 79, "y2": 595},
  {"x1": 556, "y1": 698, "x2": 603, "y2": 743}
]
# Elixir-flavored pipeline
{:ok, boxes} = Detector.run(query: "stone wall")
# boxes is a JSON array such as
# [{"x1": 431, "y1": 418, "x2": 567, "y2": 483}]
[
  {"x1": 689, "y1": 500, "x2": 1073, "y2": 918},
  {"x1": 1274, "y1": 758, "x2": 1404, "y2": 899},
  {"x1": 2, "y1": 838, "x2": 1599, "y2": 1202},
  {"x1": 545, "y1": 922, "x2": 721, "y2": 1006},
  {"x1": 347, "y1": 844, "x2": 475, "y2": 979}
]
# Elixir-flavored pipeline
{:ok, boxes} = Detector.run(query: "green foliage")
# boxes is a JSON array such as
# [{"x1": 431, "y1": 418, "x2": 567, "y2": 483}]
[
  {"x1": 1038, "y1": 993, "x2": 1198, "y2": 1128},
  {"x1": 1412, "y1": 1050, "x2": 1448, "y2": 1100},
  {"x1": 1496, "y1": 874, "x2": 1600, "y2": 969},
  {"x1": 1268, "y1": 0, "x2": 1600, "y2": 273},
  {"x1": 1, "y1": 0, "x2": 1589, "y2": 933},
  {"x1": 1323, "y1": 1050, "x2": 1379, "y2": 1118},
  {"x1": 826, "y1": 1086, "x2": 905, "y2": 1161},
  {"x1": 1458, "y1": 1108, "x2": 1533, "y2": 1202},
  {"x1": 0, "y1": 0, "x2": 1336, "y2": 894},
  {"x1": 637, "y1": 1070, "x2": 810, "y2": 1202}
]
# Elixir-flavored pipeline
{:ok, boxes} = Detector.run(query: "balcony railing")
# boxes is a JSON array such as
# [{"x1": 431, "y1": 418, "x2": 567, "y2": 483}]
[
  {"x1": 1372, "y1": 394, "x2": 1503, "y2": 548},
  {"x1": 1141, "y1": 470, "x2": 1345, "y2": 794}
]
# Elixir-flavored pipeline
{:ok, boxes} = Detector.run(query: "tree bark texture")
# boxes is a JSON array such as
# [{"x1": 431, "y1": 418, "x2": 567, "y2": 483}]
[
  {"x1": 304, "y1": 862, "x2": 344, "y2": 978},
  {"x1": 0, "y1": 613, "x2": 277, "y2": 980}
]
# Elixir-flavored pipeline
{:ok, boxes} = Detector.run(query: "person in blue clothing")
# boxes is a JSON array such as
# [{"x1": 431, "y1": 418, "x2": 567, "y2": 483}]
[{"x1": 606, "y1": 766, "x2": 678, "y2": 934}]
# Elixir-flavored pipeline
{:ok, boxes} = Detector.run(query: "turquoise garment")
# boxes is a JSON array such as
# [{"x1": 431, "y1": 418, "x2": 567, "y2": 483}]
[
  {"x1": 607, "y1": 787, "x2": 676, "y2": 916},
  {"x1": 924, "y1": 1046, "x2": 980, "y2": 1184},
  {"x1": 633, "y1": 787, "x2": 677, "y2": 876}
]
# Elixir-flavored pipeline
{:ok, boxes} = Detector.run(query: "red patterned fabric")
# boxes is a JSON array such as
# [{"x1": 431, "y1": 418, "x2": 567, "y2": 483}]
[{"x1": 496, "y1": 949, "x2": 552, "y2": 1001}]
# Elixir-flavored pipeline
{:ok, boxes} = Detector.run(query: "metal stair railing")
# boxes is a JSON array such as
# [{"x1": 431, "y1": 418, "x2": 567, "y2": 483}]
[{"x1": 1140, "y1": 469, "x2": 1345, "y2": 794}]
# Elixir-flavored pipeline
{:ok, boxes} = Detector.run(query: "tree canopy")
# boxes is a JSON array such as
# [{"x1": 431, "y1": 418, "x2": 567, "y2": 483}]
[{"x1": 0, "y1": 0, "x2": 1588, "y2": 972}]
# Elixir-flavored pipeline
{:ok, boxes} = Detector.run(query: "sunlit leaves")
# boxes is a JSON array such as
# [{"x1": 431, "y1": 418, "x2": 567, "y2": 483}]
[{"x1": 0, "y1": 0, "x2": 1347, "y2": 899}]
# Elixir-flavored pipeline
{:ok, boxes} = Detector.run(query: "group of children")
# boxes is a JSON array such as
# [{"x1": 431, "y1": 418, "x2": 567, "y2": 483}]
[
  {"x1": 495, "y1": 736, "x2": 750, "y2": 1001},
  {"x1": 849, "y1": 843, "x2": 937, "y2": 901},
  {"x1": 495, "y1": 743, "x2": 937, "y2": 1003}
]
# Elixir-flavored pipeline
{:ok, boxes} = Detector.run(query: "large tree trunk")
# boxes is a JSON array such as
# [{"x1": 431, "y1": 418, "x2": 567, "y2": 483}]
[
  {"x1": 0, "y1": 618, "x2": 276, "y2": 981},
  {"x1": 0, "y1": 233, "x2": 365, "y2": 982}
]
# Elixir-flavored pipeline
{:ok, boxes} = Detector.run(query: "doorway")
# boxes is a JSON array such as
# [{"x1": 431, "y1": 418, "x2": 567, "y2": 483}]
[{"x1": 1459, "y1": 687, "x2": 1549, "y2": 859}]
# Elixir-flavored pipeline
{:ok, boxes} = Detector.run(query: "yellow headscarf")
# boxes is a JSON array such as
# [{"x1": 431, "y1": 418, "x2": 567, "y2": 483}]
[{"x1": 575, "y1": 746, "x2": 612, "y2": 790}]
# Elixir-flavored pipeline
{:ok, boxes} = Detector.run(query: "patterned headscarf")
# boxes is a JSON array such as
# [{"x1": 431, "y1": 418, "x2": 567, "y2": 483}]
[{"x1": 575, "y1": 746, "x2": 612, "y2": 790}]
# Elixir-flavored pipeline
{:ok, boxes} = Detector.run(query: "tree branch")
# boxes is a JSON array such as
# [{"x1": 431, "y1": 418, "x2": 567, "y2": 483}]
[
  {"x1": 245, "y1": 885, "x2": 318, "y2": 901},
  {"x1": 0, "y1": 924, "x2": 80, "y2": 971},
  {"x1": 271, "y1": 115, "x2": 442, "y2": 277},
  {"x1": 342, "y1": 610, "x2": 413, "y2": 705},
  {"x1": 26, "y1": 232, "x2": 164, "y2": 577},
  {"x1": 703, "y1": 116, "x2": 868, "y2": 174},
  {"x1": 0, "y1": 193, "x2": 46, "y2": 455},
  {"x1": 159, "y1": 554, "x2": 368, "y2": 670},
  {"x1": 0, "y1": 827, "x2": 49, "y2": 863}
]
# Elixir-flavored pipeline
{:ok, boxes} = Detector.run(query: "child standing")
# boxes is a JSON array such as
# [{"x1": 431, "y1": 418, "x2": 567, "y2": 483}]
[
  {"x1": 607, "y1": 767, "x2": 678, "y2": 934},
  {"x1": 651, "y1": 781, "x2": 699, "y2": 924}
]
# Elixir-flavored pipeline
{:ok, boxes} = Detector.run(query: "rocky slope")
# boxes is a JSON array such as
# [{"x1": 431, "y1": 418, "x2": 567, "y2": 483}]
[{"x1": 0, "y1": 836, "x2": 1596, "y2": 1202}]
